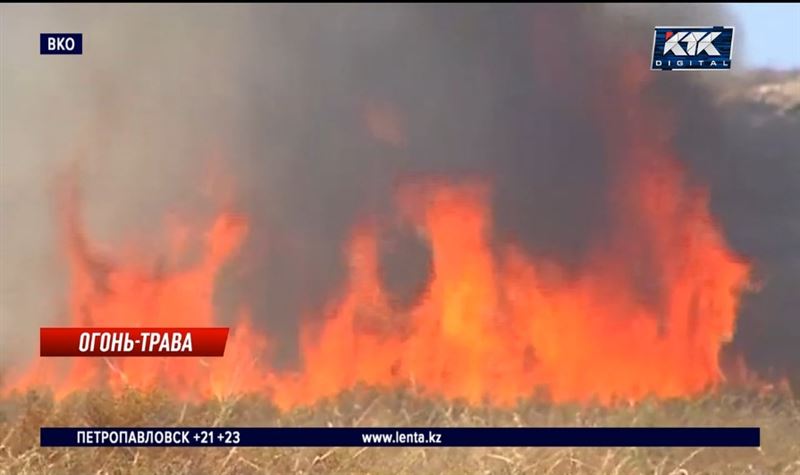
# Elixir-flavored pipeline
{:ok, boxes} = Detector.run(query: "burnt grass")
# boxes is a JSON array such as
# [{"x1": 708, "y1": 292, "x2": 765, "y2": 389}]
[{"x1": 0, "y1": 387, "x2": 798, "y2": 475}]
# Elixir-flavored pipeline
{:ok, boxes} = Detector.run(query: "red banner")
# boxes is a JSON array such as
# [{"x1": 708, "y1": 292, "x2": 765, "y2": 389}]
[{"x1": 40, "y1": 328, "x2": 229, "y2": 357}]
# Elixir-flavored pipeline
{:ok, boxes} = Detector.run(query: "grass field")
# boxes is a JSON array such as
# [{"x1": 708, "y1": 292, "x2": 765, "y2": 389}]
[{"x1": 0, "y1": 387, "x2": 797, "y2": 474}]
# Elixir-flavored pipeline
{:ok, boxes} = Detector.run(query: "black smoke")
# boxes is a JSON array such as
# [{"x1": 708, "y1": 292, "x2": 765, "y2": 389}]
[
  {"x1": 226, "y1": 5, "x2": 799, "y2": 387},
  {"x1": 3, "y1": 5, "x2": 797, "y2": 391}
]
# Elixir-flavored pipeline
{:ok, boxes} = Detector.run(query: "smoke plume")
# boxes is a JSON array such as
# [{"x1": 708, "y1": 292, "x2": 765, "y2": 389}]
[{"x1": 1, "y1": 4, "x2": 797, "y2": 389}]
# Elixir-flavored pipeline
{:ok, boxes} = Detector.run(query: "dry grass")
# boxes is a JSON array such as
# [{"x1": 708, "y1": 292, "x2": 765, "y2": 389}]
[{"x1": 0, "y1": 387, "x2": 798, "y2": 474}]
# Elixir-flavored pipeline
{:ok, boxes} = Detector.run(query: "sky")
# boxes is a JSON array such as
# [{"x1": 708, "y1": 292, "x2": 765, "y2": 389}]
[{"x1": 728, "y1": 3, "x2": 800, "y2": 70}]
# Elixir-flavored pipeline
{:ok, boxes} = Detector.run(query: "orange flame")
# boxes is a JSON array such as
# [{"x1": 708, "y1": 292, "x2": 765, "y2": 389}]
[{"x1": 3, "y1": 66, "x2": 752, "y2": 410}]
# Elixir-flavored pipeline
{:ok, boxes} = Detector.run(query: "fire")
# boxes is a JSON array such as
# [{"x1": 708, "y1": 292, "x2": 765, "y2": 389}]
[
  {"x1": 268, "y1": 169, "x2": 749, "y2": 408},
  {"x1": 5, "y1": 183, "x2": 266, "y2": 401},
  {"x1": 3, "y1": 67, "x2": 751, "y2": 410}
]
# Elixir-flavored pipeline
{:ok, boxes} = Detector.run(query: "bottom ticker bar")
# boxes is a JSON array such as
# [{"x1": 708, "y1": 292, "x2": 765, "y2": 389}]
[{"x1": 41, "y1": 427, "x2": 760, "y2": 447}]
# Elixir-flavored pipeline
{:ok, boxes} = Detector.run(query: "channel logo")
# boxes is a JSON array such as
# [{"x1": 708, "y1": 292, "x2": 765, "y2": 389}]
[
  {"x1": 651, "y1": 27, "x2": 733, "y2": 71},
  {"x1": 40, "y1": 33, "x2": 83, "y2": 55}
]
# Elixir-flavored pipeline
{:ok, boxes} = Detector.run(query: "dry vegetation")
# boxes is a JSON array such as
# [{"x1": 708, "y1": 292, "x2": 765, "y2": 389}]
[{"x1": 0, "y1": 387, "x2": 798, "y2": 475}]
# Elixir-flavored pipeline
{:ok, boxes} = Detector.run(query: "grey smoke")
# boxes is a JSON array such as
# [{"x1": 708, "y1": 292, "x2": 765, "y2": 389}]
[{"x1": 1, "y1": 4, "x2": 797, "y2": 391}]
